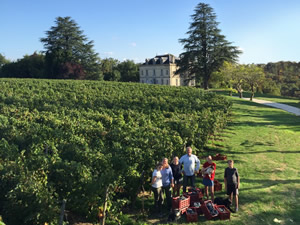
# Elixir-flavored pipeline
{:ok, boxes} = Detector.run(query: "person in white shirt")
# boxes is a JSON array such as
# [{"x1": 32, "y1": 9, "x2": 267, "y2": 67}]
[
  {"x1": 179, "y1": 147, "x2": 200, "y2": 192},
  {"x1": 151, "y1": 163, "x2": 164, "y2": 216}
]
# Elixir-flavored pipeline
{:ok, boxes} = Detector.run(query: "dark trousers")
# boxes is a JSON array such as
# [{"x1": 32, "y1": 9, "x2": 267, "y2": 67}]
[
  {"x1": 183, "y1": 175, "x2": 195, "y2": 192},
  {"x1": 162, "y1": 185, "x2": 172, "y2": 210},
  {"x1": 152, "y1": 187, "x2": 163, "y2": 212}
]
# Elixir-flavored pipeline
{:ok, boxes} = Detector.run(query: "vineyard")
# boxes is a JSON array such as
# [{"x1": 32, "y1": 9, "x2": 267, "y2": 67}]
[{"x1": 0, "y1": 79, "x2": 231, "y2": 224}]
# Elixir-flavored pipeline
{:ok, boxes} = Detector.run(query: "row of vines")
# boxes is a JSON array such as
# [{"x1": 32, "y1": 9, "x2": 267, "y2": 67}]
[{"x1": 0, "y1": 79, "x2": 232, "y2": 224}]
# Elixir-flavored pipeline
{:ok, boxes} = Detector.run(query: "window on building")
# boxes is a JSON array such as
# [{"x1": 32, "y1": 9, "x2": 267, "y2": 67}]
[
  {"x1": 146, "y1": 70, "x2": 148, "y2": 76},
  {"x1": 166, "y1": 79, "x2": 169, "y2": 85},
  {"x1": 161, "y1": 79, "x2": 163, "y2": 85},
  {"x1": 141, "y1": 70, "x2": 144, "y2": 76},
  {"x1": 161, "y1": 69, "x2": 163, "y2": 75},
  {"x1": 166, "y1": 70, "x2": 169, "y2": 75},
  {"x1": 153, "y1": 69, "x2": 156, "y2": 76},
  {"x1": 141, "y1": 79, "x2": 144, "y2": 83}
]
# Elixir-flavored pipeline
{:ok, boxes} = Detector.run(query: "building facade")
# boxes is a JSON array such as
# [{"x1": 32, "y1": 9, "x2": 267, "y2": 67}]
[{"x1": 139, "y1": 54, "x2": 195, "y2": 86}]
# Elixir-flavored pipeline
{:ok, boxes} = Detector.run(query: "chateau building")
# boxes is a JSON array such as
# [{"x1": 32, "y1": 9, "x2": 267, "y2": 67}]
[{"x1": 139, "y1": 54, "x2": 195, "y2": 86}]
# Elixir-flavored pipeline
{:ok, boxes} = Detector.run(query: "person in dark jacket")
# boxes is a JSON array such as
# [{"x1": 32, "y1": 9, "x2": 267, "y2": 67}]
[
  {"x1": 170, "y1": 156, "x2": 182, "y2": 197},
  {"x1": 224, "y1": 160, "x2": 240, "y2": 212}
]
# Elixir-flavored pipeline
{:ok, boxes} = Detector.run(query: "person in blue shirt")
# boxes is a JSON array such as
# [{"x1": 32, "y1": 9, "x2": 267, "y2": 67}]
[
  {"x1": 179, "y1": 147, "x2": 200, "y2": 193},
  {"x1": 161, "y1": 158, "x2": 174, "y2": 210}
]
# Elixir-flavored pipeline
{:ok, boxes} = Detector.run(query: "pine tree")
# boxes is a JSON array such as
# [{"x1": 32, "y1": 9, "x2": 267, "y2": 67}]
[
  {"x1": 41, "y1": 16, "x2": 101, "y2": 79},
  {"x1": 178, "y1": 3, "x2": 241, "y2": 89}
]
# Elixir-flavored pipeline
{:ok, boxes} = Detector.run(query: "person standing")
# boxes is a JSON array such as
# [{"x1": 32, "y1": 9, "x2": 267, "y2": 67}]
[
  {"x1": 161, "y1": 158, "x2": 174, "y2": 211},
  {"x1": 179, "y1": 147, "x2": 200, "y2": 193},
  {"x1": 151, "y1": 163, "x2": 164, "y2": 216},
  {"x1": 224, "y1": 160, "x2": 240, "y2": 212},
  {"x1": 170, "y1": 156, "x2": 182, "y2": 197},
  {"x1": 201, "y1": 155, "x2": 216, "y2": 201}
]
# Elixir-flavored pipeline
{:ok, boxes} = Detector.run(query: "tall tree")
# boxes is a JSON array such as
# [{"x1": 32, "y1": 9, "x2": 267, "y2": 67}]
[
  {"x1": 100, "y1": 58, "x2": 120, "y2": 81},
  {"x1": 40, "y1": 16, "x2": 101, "y2": 80},
  {"x1": 243, "y1": 64, "x2": 265, "y2": 101},
  {"x1": 118, "y1": 60, "x2": 139, "y2": 82},
  {"x1": 217, "y1": 61, "x2": 237, "y2": 96},
  {"x1": 177, "y1": 3, "x2": 241, "y2": 89},
  {"x1": 0, "y1": 53, "x2": 10, "y2": 68}
]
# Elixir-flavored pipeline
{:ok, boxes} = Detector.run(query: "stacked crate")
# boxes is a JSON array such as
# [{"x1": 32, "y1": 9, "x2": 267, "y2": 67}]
[{"x1": 172, "y1": 195, "x2": 190, "y2": 214}]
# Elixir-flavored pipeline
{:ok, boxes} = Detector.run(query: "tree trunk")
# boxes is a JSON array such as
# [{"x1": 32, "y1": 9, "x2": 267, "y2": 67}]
[
  {"x1": 203, "y1": 77, "x2": 209, "y2": 90},
  {"x1": 239, "y1": 91, "x2": 243, "y2": 98},
  {"x1": 59, "y1": 199, "x2": 66, "y2": 225},
  {"x1": 250, "y1": 86, "x2": 254, "y2": 101},
  {"x1": 101, "y1": 186, "x2": 110, "y2": 225}
]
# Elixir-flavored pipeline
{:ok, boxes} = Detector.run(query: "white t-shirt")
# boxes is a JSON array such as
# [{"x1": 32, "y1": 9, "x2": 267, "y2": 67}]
[{"x1": 152, "y1": 169, "x2": 163, "y2": 188}]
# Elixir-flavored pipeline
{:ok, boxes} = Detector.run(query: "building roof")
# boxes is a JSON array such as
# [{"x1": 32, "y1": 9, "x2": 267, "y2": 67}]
[{"x1": 142, "y1": 54, "x2": 179, "y2": 65}]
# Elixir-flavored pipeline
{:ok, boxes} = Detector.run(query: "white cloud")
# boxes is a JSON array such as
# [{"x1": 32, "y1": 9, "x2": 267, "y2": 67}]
[
  {"x1": 237, "y1": 47, "x2": 244, "y2": 52},
  {"x1": 102, "y1": 51, "x2": 114, "y2": 56},
  {"x1": 130, "y1": 42, "x2": 137, "y2": 47}
]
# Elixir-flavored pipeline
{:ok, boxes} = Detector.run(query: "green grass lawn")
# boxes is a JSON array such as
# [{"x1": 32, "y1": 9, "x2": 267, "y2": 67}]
[
  {"x1": 213, "y1": 90, "x2": 300, "y2": 109},
  {"x1": 131, "y1": 94, "x2": 300, "y2": 225}
]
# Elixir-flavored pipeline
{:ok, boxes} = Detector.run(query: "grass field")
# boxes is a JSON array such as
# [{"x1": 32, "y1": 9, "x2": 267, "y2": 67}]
[
  {"x1": 132, "y1": 94, "x2": 300, "y2": 225},
  {"x1": 214, "y1": 90, "x2": 300, "y2": 109}
]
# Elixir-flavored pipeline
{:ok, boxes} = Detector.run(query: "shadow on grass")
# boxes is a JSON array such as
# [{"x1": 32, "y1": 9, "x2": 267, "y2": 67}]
[{"x1": 231, "y1": 149, "x2": 300, "y2": 154}]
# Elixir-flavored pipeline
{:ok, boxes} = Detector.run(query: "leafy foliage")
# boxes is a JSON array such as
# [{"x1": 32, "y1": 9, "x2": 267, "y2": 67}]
[
  {"x1": 262, "y1": 61, "x2": 300, "y2": 97},
  {"x1": 0, "y1": 79, "x2": 231, "y2": 224},
  {"x1": 0, "y1": 53, "x2": 46, "y2": 78}
]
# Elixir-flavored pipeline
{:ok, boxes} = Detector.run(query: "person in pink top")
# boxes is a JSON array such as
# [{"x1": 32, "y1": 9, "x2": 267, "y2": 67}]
[{"x1": 201, "y1": 155, "x2": 216, "y2": 201}]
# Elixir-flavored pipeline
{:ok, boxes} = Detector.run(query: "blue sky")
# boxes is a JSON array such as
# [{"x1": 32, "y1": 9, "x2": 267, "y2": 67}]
[{"x1": 1, "y1": 0, "x2": 300, "y2": 64}]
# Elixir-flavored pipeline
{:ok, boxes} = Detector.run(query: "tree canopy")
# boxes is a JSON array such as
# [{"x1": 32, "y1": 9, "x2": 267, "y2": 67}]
[
  {"x1": 177, "y1": 2, "x2": 241, "y2": 89},
  {"x1": 40, "y1": 16, "x2": 101, "y2": 80}
]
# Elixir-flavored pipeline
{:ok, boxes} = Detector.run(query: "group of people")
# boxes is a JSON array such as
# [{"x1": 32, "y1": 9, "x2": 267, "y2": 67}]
[{"x1": 151, "y1": 147, "x2": 240, "y2": 216}]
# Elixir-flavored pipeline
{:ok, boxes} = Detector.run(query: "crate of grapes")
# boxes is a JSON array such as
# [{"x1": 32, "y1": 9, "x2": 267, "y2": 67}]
[
  {"x1": 215, "y1": 205, "x2": 230, "y2": 220},
  {"x1": 212, "y1": 153, "x2": 227, "y2": 161},
  {"x1": 172, "y1": 195, "x2": 190, "y2": 211},
  {"x1": 201, "y1": 200, "x2": 219, "y2": 220},
  {"x1": 186, "y1": 208, "x2": 198, "y2": 222},
  {"x1": 191, "y1": 202, "x2": 203, "y2": 215},
  {"x1": 188, "y1": 188, "x2": 204, "y2": 200}
]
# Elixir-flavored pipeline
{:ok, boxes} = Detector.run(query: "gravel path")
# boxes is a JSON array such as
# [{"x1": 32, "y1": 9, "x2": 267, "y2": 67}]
[{"x1": 241, "y1": 98, "x2": 300, "y2": 116}]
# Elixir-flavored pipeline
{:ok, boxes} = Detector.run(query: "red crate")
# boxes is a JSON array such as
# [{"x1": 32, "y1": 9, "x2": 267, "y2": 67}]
[
  {"x1": 187, "y1": 188, "x2": 204, "y2": 200},
  {"x1": 212, "y1": 153, "x2": 227, "y2": 161},
  {"x1": 215, "y1": 205, "x2": 230, "y2": 220},
  {"x1": 180, "y1": 207, "x2": 189, "y2": 214},
  {"x1": 190, "y1": 205, "x2": 203, "y2": 215},
  {"x1": 172, "y1": 195, "x2": 190, "y2": 210},
  {"x1": 186, "y1": 208, "x2": 198, "y2": 222},
  {"x1": 214, "y1": 180, "x2": 222, "y2": 192},
  {"x1": 201, "y1": 200, "x2": 219, "y2": 220}
]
